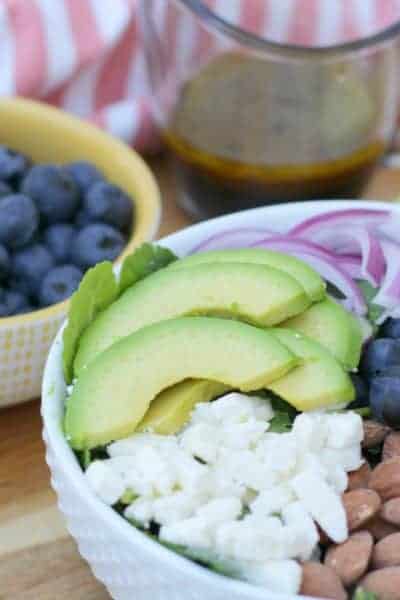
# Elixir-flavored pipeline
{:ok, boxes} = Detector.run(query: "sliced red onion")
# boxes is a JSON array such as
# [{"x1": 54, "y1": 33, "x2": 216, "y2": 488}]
[
  {"x1": 252, "y1": 236, "x2": 367, "y2": 315},
  {"x1": 190, "y1": 227, "x2": 276, "y2": 254},
  {"x1": 249, "y1": 235, "x2": 342, "y2": 260},
  {"x1": 290, "y1": 208, "x2": 391, "y2": 237},
  {"x1": 337, "y1": 255, "x2": 362, "y2": 280},
  {"x1": 299, "y1": 228, "x2": 385, "y2": 287},
  {"x1": 374, "y1": 238, "x2": 400, "y2": 312}
]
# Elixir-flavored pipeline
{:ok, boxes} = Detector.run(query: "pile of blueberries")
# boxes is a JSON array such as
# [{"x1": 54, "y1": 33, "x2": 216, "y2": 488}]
[
  {"x1": 0, "y1": 146, "x2": 133, "y2": 317},
  {"x1": 352, "y1": 318, "x2": 400, "y2": 429}
]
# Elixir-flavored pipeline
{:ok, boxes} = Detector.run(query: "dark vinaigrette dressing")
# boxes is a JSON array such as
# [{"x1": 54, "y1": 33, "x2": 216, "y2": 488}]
[{"x1": 164, "y1": 53, "x2": 385, "y2": 218}]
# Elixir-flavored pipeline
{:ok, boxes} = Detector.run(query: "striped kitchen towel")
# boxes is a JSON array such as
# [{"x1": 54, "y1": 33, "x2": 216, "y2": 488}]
[{"x1": 0, "y1": 0, "x2": 399, "y2": 153}]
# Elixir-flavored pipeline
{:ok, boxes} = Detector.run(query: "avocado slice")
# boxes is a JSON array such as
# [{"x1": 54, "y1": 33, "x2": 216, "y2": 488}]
[
  {"x1": 74, "y1": 262, "x2": 310, "y2": 376},
  {"x1": 137, "y1": 379, "x2": 230, "y2": 435},
  {"x1": 65, "y1": 317, "x2": 297, "y2": 449},
  {"x1": 268, "y1": 328, "x2": 355, "y2": 411},
  {"x1": 283, "y1": 298, "x2": 362, "y2": 370},
  {"x1": 168, "y1": 248, "x2": 325, "y2": 302}
]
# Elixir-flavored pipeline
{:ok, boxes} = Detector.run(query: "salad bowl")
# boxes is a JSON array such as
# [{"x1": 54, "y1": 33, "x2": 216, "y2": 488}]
[{"x1": 42, "y1": 200, "x2": 398, "y2": 600}]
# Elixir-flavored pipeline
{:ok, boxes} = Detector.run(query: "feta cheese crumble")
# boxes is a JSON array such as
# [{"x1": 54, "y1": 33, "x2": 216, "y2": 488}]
[{"x1": 85, "y1": 392, "x2": 364, "y2": 594}]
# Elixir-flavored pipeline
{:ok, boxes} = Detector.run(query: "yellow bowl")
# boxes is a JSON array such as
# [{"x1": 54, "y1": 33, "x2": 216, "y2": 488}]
[{"x1": 0, "y1": 98, "x2": 161, "y2": 408}]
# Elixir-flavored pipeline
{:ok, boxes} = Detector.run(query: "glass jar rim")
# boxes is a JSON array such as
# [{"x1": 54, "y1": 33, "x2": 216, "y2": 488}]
[{"x1": 175, "y1": 0, "x2": 400, "y2": 59}]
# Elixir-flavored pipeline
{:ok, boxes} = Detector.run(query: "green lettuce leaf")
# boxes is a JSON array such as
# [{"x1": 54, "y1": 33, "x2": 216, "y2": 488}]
[
  {"x1": 63, "y1": 262, "x2": 118, "y2": 383},
  {"x1": 62, "y1": 244, "x2": 178, "y2": 384},
  {"x1": 269, "y1": 396, "x2": 298, "y2": 433},
  {"x1": 119, "y1": 243, "x2": 177, "y2": 294},
  {"x1": 353, "y1": 588, "x2": 378, "y2": 600},
  {"x1": 357, "y1": 280, "x2": 384, "y2": 327},
  {"x1": 269, "y1": 412, "x2": 293, "y2": 433}
]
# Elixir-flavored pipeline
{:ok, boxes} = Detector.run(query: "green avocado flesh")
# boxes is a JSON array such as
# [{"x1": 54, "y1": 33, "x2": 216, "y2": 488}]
[
  {"x1": 136, "y1": 379, "x2": 230, "y2": 435},
  {"x1": 168, "y1": 248, "x2": 326, "y2": 302},
  {"x1": 268, "y1": 328, "x2": 355, "y2": 411},
  {"x1": 73, "y1": 262, "x2": 310, "y2": 376},
  {"x1": 283, "y1": 298, "x2": 363, "y2": 370},
  {"x1": 65, "y1": 317, "x2": 297, "y2": 449}
]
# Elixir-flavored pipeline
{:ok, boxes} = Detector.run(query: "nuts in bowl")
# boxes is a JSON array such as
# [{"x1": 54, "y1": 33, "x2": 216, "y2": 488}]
[
  {"x1": 0, "y1": 98, "x2": 160, "y2": 407},
  {"x1": 43, "y1": 201, "x2": 400, "y2": 600}
]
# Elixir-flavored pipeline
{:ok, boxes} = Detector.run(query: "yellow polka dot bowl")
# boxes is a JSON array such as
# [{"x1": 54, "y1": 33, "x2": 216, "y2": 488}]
[{"x1": 0, "y1": 98, "x2": 161, "y2": 408}]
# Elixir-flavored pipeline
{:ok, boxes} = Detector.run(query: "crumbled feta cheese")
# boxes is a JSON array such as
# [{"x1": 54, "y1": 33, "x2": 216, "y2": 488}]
[
  {"x1": 261, "y1": 433, "x2": 298, "y2": 480},
  {"x1": 108, "y1": 433, "x2": 178, "y2": 457},
  {"x1": 85, "y1": 460, "x2": 126, "y2": 506},
  {"x1": 215, "y1": 449, "x2": 277, "y2": 492},
  {"x1": 216, "y1": 516, "x2": 288, "y2": 561},
  {"x1": 173, "y1": 451, "x2": 209, "y2": 494},
  {"x1": 160, "y1": 516, "x2": 213, "y2": 549},
  {"x1": 291, "y1": 411, "x2": 328, "y2": 452},
  {"x1": 180, "y1": 423, "x2": 220, "y2": 463},
  {"x1": 126, "y1": 446, "x2": 178, "y2": 496},
  {"x1": 282, "y1": 502, "x2": 319, "y2": 560},
  {"x1": 325, "y1": 412, "x2": 364, "y2": 449},
  {"x1": 192, "y1": 392, "x2": 274, "y2": 425},
  {"x1": 86, "y1": 395, "x2": 365, "y2": 595},
  {"x1": 206, "y1": 466, "x2": 247, "y2": 500},
  {"x1": 321, "y1": 445, "x2": 364, "y2": 473},
  {"x1": 327, "y1": 465, "x2": 349, "y2": 495},
  {"x1": 296, "y1": 452, "x2": 327, "y2": 479},
  {"x1": 125, "y1": 492, "x2": 203, "y2": 527},
  {"x1": 196, "y1": 497, "x2": 242, "y2": 524},
  {"x1": 250, "y1": 484, "x2": 295, "y2": 518},
  {"x1": 125, "y1": 497, "x2": 154, "y2": 526},
  {"x1": 219, "y1": 420, "x2": 269, "y2": 450},
  {"x1": 290, "y1": 469, "x2": 348, "y2": 543},
  {"x1": 241, "y1": 559, "x2": 302, "y2": 594}
]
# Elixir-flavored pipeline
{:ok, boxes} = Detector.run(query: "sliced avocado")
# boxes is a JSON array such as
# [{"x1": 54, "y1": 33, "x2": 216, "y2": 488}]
[
  {"x1": 283, "y1": 298, "x2": 362, "y2": 370},
  {"x1": 74, "y1": 262, "x2": 310, "y2": 376},
  {"x1": 168, "y1": 248, "x2": 325, "y2": 302},
  {"x1": 137, "y1": 379, "x2": 230, "y2": 435},
  {"x1": 65, "y1": 317, "x2": 297, "y2": 449},
  {"x1": 268, "y1": 328, "x2": 355, "y2": 411}
]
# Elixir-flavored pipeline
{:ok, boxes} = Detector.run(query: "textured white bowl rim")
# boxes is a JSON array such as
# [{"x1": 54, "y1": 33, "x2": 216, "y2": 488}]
[{"x1": 42, "y1": 200, "x2": 398, "y2": 600}]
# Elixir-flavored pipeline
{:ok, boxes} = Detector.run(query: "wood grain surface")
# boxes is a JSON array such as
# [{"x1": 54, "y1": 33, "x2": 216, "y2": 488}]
[{"x1": 0, "y1": 157, "x2": 399, "y2": 600}]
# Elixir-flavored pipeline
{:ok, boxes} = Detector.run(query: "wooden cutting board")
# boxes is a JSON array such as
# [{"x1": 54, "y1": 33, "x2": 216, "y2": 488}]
[{"x1": 0, "y1": 158, "x2": 399, "y2": 600}]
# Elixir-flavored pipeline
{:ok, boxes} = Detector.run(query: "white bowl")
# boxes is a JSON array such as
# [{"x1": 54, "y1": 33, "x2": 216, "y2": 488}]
[{"x1": 42, "y1": 200, "x2": 394, "y2": 600}]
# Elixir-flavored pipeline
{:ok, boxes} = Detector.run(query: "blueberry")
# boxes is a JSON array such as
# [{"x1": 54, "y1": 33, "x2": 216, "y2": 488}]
[
  {"x1": 9, "y1": 275, "x2": 32, "y2": 298},
  {"x1": 0, "y1": 288, "x2": 30, "y2": 317},
  {"x1": 0, "y1": 304, "x2": 9, "y2": 317},
  {"x1": 0, "y1": 181, "x2": 12, "y2": 197},
  {"x1": 0, "y1": 288, "x2": 7, "y2": 317},
  {"x1": 12, "y1": 243, "x2": 55, "y2": 298},
  {"x1": 359, "y1": 338, "x2": 400, "y2": 380},
  {"x1": 71, "y1": 224, "x2": 125, "y2": 270},
  {"x1": 370, "y1": 369, "x2": 400, "y2": 428},
  {"x1": 0, "y1": 146, "x2": 30, "y2": 184},
  {"x1": 84, "y1": 181, "x2": 133, "y2": 233},
  {"x1": 3, "y1": 289, "x2": 31, "y2": 315},
  {"x1": 380, "y1": 318, "x2": 400, "y2": 340},
  {"x1": 64, "y1": 161, "x2": 103, "y2": 194},
  {"x1": 0, "y1": 194, "x2": 39, "y2": 249},
  {"x1": 348, "y1": 374, "x2": 369, "y2": 409},
  {"x1": 39, "y1": 265, "x2": 83, "y2": 307},
  {"x1": 21, "y1": 164, "x2": 80, "y2": 224},
  {"x1": 0, "y1": 245, "x2": 10, "y2": 282},
  {"x1": 74, "y1": 209, "x2": 92, "y2": 229},
  {"x1": 44, "y1": 224, "x2": 76, "y2": 264}
]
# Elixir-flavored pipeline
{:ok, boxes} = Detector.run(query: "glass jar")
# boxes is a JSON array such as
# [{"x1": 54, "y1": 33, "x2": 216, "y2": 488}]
[{"x1": 140, "y1": 0, "x2": 400, "y2": 219}]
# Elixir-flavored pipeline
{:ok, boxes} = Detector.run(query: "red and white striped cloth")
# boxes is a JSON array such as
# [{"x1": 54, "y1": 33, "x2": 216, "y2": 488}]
[{"x1": 1, "y1": 0, "x2": 400, "y2": 153}]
